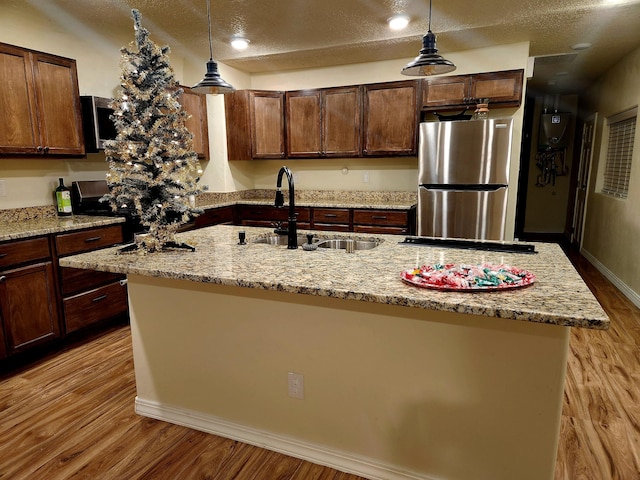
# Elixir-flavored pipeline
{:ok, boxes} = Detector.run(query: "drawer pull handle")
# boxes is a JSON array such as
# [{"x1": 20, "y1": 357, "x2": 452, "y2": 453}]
[
  {"x1": 323, "y1": 214, "x2": 338, "y2": 218},
  {"x1": 84, "y1": 236, "x2": 102, "y2": 243},
  {"x1": 372, "y1": 216, "x2": 387, "y2": 220},
  {"x1": 0, "y1": 253, "x2": 7, "y2": 258},
  {"x1": 92, "y1": 294, "x2": 108, "y2": 302},
  {"x1": 0, "y1": 275, "x2": 6, "y2": 283}
]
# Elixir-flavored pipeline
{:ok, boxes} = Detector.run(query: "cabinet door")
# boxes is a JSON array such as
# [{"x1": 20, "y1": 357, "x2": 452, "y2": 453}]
[
  {"x1": 179, "y1": 85, "x2": 209, "y2": 159},
  {"x1": 0, "y1": 43, "x2": 39, "y2": 153},
  {"x1": 470, "y1": 70, "x2": 523, "y2": 107},
  {"x1": 363, "y1": 81, "x2": 419, "y2": 156},
  {"x1": 32, "y1": 51, "x2": 84, "y2": 155},
  {"x1": 286, "y1": 90, "x2": 322, "y2": 157},
  {"x1": 322, "y1": 86, "x2": 361, "y2": 157},
  {"x1": 0, "y1": 261, "x2": 60, "y2": 355},
  {"x1": 421, "y1": 75, "x2": 471, "y2": 111},
  {"x1": 251, "y1": 91, "x2": 285, "y2": 158}
]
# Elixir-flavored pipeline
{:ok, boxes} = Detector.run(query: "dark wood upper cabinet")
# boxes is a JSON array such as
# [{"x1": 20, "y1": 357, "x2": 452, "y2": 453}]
[
  {"x1": 421, "y1": 69, "x2": 524, "y2": 112},
  {"x1": 0, "y1": 42, "x2": 84, "y2": 155},
  {"x1": 286, "y1": 90, "x2": 322, "y2": 157},
  {"x1": 286, "y1": 86, "x2": 361, "y2": 158},
  {"x1": 362, "y1": 80, "x2": 419, "y2": 156},
  {"x1": 179, "y1": 85, "x2": 209, "y2": 159},
  {"x1": 322, "y1": 86, "x2": 361, "y2": 157},
  {"x1": 225, "y1": 89, "x2": 285, "y2": 160}
]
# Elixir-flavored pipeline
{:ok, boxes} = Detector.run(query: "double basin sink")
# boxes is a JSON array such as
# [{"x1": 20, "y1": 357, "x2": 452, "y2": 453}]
[{"x1": 251, "y1": 233, "x2": 382, "y2": 251}]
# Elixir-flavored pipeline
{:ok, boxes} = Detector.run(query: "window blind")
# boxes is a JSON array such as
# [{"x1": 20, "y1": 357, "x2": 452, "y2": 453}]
[{"x1": 602, "y1": 110, "x2": 636, "y2": 198}]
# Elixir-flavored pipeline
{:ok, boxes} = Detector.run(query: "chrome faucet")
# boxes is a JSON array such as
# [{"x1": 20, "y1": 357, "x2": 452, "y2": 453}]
[{"x1": 275, "y1": 166, "x2": 297, "y2": 249}]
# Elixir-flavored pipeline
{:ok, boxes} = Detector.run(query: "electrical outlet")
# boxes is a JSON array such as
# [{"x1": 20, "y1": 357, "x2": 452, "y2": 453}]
[
  {"x1": 363, "y1": 171, "x2": 370, "y2": 183},
  {"x1": 288, "y1": 372, "x2": 304, "y2": 399}
]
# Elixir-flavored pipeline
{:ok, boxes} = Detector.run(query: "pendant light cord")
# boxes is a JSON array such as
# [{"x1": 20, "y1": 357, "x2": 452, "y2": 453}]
[
  {"x1": 428, "y1": 0, "x2": 433, "y2": 33},
  {"x1": 206, "y1": 0, "x2": 213, "y2": 60}
]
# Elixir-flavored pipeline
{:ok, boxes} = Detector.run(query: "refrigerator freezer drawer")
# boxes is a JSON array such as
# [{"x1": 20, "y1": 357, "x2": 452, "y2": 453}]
[{"x1": 417, "y1": 187, "x2": 508, "y2": 240}]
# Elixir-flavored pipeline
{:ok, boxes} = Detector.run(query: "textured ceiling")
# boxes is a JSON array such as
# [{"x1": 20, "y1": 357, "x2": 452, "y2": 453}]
[{"x1": 9, "y1": 0, "x2": 640, "y2": 95}]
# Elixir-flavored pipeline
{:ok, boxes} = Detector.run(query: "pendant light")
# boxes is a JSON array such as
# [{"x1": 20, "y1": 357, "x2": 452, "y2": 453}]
[
  {"x1": 401, "y1": 0, "x2": 455, "y2": 76},
  {"x1": 192, "y1": 0, "x2": 235, "y2": 94}
]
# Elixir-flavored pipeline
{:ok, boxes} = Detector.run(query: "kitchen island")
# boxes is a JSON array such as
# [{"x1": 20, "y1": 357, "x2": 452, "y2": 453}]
[{"x1": 60, "y1": 225, "x2": 608, "y2": 480}]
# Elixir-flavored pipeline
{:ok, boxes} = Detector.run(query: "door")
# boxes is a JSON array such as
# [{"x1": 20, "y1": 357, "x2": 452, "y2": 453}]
[
  {"x1": 286, "y1": 90, "x2": 321, "y2": 157},
  {"x1": 362, "y1": 80, "x2": 419, "y2": 156},
  {"x1": 0, "y1": 261, "x2": 60, "y2": 355},
  {"x1": 32, "y1": 52, "x2": 84, "y2": 155},
  {"x1": 571, "y1": 113, "x2": 597, "y2": 247},
  {"x1": 179, "y1": 85, "x2": 209, "y2": 159},
  {"x1": 418, "y1": 186, "x2": 509, "y2": 240},
  {"x1": 250, "y1": 91, "x2": 285, "y2": 158}
]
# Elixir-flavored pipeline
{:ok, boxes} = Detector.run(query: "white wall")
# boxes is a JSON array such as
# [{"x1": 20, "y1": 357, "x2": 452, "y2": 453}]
[
  {"x1": 0, "y1": 0, "x2": 530, "y2": 239},
  {"x1": 581, "y1": 45, "x2": 640, "y2": 305}
]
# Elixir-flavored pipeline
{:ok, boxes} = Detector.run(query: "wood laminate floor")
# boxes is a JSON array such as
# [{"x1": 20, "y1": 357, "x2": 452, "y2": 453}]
[{"x1": 0, "y1": 249, "x2": 638, "y2": 479}]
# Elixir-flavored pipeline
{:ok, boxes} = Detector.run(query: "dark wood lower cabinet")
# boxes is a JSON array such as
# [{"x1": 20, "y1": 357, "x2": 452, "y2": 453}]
[
  {"x1": 0, "y1": 261, "x2": 60, "y2": 355},
  {"x1": 0, "y1": 224, "x2": 128, "y2": 366}
]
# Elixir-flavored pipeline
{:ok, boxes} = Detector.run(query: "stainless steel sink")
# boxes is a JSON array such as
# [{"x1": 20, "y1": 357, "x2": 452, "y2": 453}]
[
  {"x1": 250, "y1": 233, "x2": 382, "y2": 250},
  {"x1": 251, "y1": 234, "x2": 308, "y2": 246},
  {"x1": 316, "y1": 239, "x2": 381, "y2": 250}
]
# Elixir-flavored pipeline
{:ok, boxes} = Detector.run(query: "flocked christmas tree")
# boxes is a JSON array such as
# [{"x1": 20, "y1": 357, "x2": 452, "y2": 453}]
[{"x1": 103, "y1": 9, "x2": 203, "y2": 253}]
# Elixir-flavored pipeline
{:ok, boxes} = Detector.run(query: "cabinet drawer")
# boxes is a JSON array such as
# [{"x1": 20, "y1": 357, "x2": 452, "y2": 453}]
[
  {"x1": 194, "y1": 206, "x2": 235, "y2": 228},
  {"x1": 353, "y1": 225, "x2": 408, "y2": 235},
  {"x1": 60, "y1": 267, "x2": 125, "y2": 296},
  {"x1": 55, "y1": 225, "x2": 123, "y2": 256},
  {"x1": 63, "y1": 280, "x2": 128, "y2": 334},
  {"x1": 0, "y1": 237, "x2": 50, "y2": 269},
  {"x1": 313, "y1": 208, "x2": 350, "y2": 224},
  {"x1": 353, "y1": 209, "x2": 407, "y2": 226},
  {"x1": 237, "y1": 205, "x2": 311, "y2": 223}
]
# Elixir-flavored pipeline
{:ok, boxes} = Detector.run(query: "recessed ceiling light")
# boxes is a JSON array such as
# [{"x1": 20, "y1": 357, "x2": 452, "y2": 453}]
[
  {"x1": 571, "y1": 42, "x2": 592, "y2": 51},
  {"x1": 231, "y1": 37, "x2": 250, "y2": 50},
  {"x1": 388, "y1": 15, "x2": 410, "y2": 30}
]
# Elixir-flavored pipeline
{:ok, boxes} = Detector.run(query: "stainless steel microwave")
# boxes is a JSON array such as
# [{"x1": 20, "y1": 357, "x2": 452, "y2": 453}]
[{"x1": 80, "y1": 96, "x2": 117, "y2": 152}]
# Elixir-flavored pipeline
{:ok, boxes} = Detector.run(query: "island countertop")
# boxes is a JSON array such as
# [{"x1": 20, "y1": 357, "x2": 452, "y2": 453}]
[{"x1": 59, "y1": 225, "x2": 609, "y2": 330}]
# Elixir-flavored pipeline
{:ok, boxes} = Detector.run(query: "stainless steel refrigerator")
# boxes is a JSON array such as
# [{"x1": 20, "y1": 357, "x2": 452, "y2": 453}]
[{"x1": 417, "y1": 118, "x2": 513, "y2": 240}]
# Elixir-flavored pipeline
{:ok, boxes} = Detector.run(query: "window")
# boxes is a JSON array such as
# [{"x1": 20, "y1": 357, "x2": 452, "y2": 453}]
[{"x1": 602, "y1": 107, "x2": 637, "y2": 198}]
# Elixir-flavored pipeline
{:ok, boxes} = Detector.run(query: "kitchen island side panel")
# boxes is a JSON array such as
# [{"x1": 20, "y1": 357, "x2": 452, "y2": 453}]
[{"x1": 127, "y1": 274, "x2": 569, "y2": 480}]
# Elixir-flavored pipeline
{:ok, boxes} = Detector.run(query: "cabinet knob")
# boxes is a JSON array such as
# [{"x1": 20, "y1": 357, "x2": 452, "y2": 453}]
[
  {"x1": 43, "y1": 146, "x2": 50, "y2": 153},
  {"x1": 37, "y1": 146, "x2": 43, "y2": 152},
  {"x1": 0, "y1": 275, "x2": 6, "y2": 283}
]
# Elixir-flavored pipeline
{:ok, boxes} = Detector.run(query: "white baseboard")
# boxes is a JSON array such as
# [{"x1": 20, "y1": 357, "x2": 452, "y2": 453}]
[
  {"x1": 135, "y1": 397, "x2": 435, "y2": 480},
  {"x1": 580, "y1": 249, "x2": 640, "y2": 309}
]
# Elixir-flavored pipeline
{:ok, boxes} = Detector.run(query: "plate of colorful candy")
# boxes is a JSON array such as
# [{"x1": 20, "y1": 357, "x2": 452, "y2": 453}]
[{"x1": 400, "y1": 263, "x2": 535, "y2": 291}]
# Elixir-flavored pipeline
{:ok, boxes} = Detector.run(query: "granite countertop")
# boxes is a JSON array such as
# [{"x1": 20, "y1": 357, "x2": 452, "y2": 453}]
[
  {"x1": 196, "y1": 189, "x2": 417, "y2": 210},
  {"x1": 59, "y1": 224, "x2": 609, "y2": 330},
  {"x1": 0, "y1": 214, "x2": 125, "y2": 242}
]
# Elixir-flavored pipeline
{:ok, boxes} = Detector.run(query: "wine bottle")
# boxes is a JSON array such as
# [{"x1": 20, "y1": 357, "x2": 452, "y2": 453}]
[{"x1": 55, "y1": 178, "x2": 72, "y2": 216}]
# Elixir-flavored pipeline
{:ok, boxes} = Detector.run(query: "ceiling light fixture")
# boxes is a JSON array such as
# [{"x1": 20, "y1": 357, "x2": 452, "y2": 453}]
[
  {"x1": 192, "y1": 0, "x2": 234, "y2": 95},
  {"x1": 401, "y1": 0, "x2": 455, "y2": 76},
  {"x1": 571, "y1": 42, "x2": 592, "y2": 51},
  {"x1": 388, "y1": 15, "x2": 410, "y2": 30},
  {"x1": 231, "y1": 37, "x2": 250, "y2": 50}
]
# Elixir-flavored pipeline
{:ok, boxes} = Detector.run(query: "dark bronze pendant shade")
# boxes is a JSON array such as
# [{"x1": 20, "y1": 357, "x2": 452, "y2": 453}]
[
  {"x1": 401, "y1": 0, "x2": 455, "y2": 76},
  {"x1": 192, "y1": 0, "x2": 235, "y2": 94}
]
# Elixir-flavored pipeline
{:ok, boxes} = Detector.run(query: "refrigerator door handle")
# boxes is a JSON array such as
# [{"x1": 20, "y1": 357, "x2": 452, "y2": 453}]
[{"x1": 421, "y1": 184, "x2": 507, "y2": 191}]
